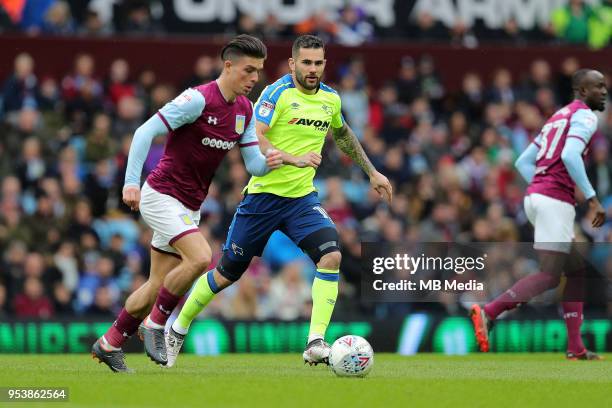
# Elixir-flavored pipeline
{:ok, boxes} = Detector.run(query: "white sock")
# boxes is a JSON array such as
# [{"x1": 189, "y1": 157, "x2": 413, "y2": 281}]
[
  {"x1": 145, "y1": 316, "x2": 164, "y2": 330},
  {"x1": 308, "y1": 334, "x2": 324, "y2": 344},
  {"x1": 171, "y1": 320, "x2": 188, "y2": 336},
  {"x1": 100, "y1": 336, "x2": 121, "y2": 351}
]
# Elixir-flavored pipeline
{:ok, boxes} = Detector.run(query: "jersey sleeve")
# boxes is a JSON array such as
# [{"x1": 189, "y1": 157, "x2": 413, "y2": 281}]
[
  {"x1": 157, "y1": 88, "x2": 205, "y2": 131},
  {"x1": 561, "y1": 137, "x2": 596, "y2": 199},
  {"x1": 567, "y1": 109, "x2": 598, "y2": 146},
  {"x1": 254, "y1": 84, "x2": 286, "y2": 128},
  {"x1": 331, "y1": 95, "x2": 345, "y2": 129},
  {"x1": 532, "y1": 133, "x2": 543, "y2": 148},
  {"x1": 239, "y1": 109, "x2": 259, "y2": 148}
]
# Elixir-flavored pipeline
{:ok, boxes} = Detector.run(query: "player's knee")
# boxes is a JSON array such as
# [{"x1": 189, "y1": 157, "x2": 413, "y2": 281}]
[
  {"x1": 299, "y1": 227, "x2": 340, "y2": 264},
  {"x1": 217, "y1": 254, "x2": 250, "y2": 282},
  {"x1": 318, "y1": 251, "x2": 342, "y2": 270},
  {"x1": 184, "y1": 253, "x2": 212, "y2": 276}
]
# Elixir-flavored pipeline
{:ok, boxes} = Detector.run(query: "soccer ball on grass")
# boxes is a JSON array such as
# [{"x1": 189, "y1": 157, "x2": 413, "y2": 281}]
[{"x1": 328, "y1": 335, "x2": 374, "y2": 377}]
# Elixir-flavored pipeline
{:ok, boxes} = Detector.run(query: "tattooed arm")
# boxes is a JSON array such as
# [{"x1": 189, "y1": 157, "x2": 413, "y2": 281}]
[{"x1": 332, "y1": 123, "x2": 393, "y2": 202}]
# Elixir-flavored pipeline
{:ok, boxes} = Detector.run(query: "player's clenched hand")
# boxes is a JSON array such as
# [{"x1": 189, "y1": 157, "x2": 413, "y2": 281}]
[
  {"x1": 588, "y1": 197, "x2": 606, "y2": 228},
  {"x1": 123, "y1": 185, "x2": 141, "y2": 211},
  {"x1": 265, "y1": 148, "x2": 283, "y2": 169},
  {"x1": 370, "y1": 171, "x2": 392, "y2": 203},
  {"x1": 294, "y1": 152, "x2": 322, "y2": 169}
]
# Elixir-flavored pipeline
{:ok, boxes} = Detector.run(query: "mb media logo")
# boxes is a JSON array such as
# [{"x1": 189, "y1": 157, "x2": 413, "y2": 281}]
[{"x1": 287, "y1": 117, "x2": 331, "y2": 131}]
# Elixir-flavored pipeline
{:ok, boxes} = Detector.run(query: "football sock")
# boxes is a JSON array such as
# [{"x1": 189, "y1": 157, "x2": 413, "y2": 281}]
[
  {"x1": 103, "y1": 308, "x2": 142, "y2": 348},
  {"x1": 562, "y1": 301, "x2": 585, "y2": 354},
  {"x1": 149, "y1": 286, "x2": 181, "y2": 327},
  {"x1": 484, "y1": 271, "x2": 559, "y2": 320},
  {"x1": 173, "y1": 270, "x2": 219, "y2": 335},
  {"x1": 561, "y1": 265, "x2": 586, "y2": 354},
  {"x1": 309, "y1": 268, "x2": 339, "y2": 340}
]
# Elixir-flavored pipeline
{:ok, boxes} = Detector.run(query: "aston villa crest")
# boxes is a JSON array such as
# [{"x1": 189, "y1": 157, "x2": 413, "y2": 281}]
[{"x1": 235, "y1": 115, "x2": 245, "y2": 134}]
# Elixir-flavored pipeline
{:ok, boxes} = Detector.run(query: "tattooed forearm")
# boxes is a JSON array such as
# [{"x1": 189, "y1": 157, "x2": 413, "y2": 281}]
[{"x1": 332, "y1": 124, "x2": 376, "y2": 176}]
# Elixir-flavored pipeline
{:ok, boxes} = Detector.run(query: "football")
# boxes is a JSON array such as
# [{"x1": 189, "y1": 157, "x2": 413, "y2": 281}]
[{"x1": 328, "y1": 335, "x2": 374, "y2": 377}]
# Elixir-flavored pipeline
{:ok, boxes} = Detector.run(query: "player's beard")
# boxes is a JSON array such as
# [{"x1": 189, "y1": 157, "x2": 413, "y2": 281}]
[{"x1": 296, "y1": 71, "x2": 320, "y2": 91}]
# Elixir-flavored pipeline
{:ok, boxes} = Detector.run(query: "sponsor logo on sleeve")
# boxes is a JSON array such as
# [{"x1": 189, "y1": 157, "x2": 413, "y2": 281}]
[
  {"x1": 258, "y1": 101, "x2": 275, "y2": 118},
  {"x1": 174, "y1": 91, "x2": 192, "y2": 106}
]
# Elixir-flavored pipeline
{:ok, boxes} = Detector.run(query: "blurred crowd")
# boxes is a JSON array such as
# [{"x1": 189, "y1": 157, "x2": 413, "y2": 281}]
[
  {"x1": 1, "y1": 20, "x2": 612, "y2": 321},
  {"x1": 0, "y1": 0, "x2": 610, "y2": 48}
]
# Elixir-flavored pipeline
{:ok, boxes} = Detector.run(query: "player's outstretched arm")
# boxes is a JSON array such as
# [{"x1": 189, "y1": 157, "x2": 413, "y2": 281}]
[
  {"x1": 332, "y1": 123, "x2": 392, "y2": 202},
  {"x1": 123, "y1": 115, "x2": 169, "y2": 210},
  {"x1": 255, "y1": 121, "x2": 321, "y2": 168}
]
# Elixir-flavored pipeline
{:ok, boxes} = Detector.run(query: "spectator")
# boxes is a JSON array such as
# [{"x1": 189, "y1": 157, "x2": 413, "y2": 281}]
[
  {"x1": 234, "y1": 14, "x2": 263, "y2": 38},
  {"x1": 1, "y1": 53, "x2": 39, "y2": 114},
  {"x1": 588, "y1": 141, "x2": 612, "y2": 198},
  {"x1": 113, "y1": 95, "x2": 144, "y2": 136},
  {"x1": 394, "y1": 56, "x2": 420, "y2": 105},
  {"x1": 105, "y1": 59, "x2": 135, "y2": 108},
  {"x1": 61, "y1": 53, "x2": 103, "y2": 125},
  {"x1": 263, "y1": 262, "x2": 311, "y2": 320},
  {"x1": 13, "y1": 277, "x2": 54, "y2": 318},
  {"x1": 83, "y1": 159, "x2": 114, "y2": 217},
  {"x1": 84, "y1": 113, "x2": 115, "y2": 162},
  {"x1": 260, "y1": 14, "x2": 290, "y2": 40},
  {"x1": 339, "y1": 73, "x2": 368, "y2": 139},
  {"x1": 521, "y1": 60, "x2": 555, "y2": 104},
  {"x1": 119, "y1": 1, "x2": 161, "y2": 35},
  {"x1": 550, "y1": 0, "x2": 594, "y2": 45},
  {"x1": 556, "y1": 57, "x2": 580, "y2": 105},
  {"x1": 457, "y1": 72, "x2": 485, "y2": 123},
  {"x1": 335, "y1": 5, "x2": 373, "y2": 46},
  {"x1": 589, "y1": 0, "x2": 612, "y2": 49},
  {"x1": 182, "y1": 55, "x2": 216, "y2": 90},
  {"x1": 79, "y1": 8, "x2": 112, "y2": 37},
  {"x1": 52, "y1": 282, "x2": 73, "y2": 315},
  {"x1": 418, "y1": 55, "x2": 445, "y2": 109},
  {"x1": 15, "y1": 136, "x2": 47, "y2": 191},
  {"x1": 487, "y1": 68, "x2": 516, "y2": 105},
  {"x1": 409, "y1": 10, "x2": 449, "y2": 42},
  {"x1": 294, "y1": 11, "x2": 337, "y2": 44},
  {"x1": 41, "y1": 0, "x2": 75, "y2": 35}
]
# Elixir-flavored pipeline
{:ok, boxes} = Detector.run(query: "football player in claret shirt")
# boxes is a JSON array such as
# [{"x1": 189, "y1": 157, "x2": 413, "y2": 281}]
[
  {"x1": 92, "y1": 35, "x2": 283, "y2": 372},
  {"x1": 471, "y1": 69, "x2": 608, "y2": 360}
]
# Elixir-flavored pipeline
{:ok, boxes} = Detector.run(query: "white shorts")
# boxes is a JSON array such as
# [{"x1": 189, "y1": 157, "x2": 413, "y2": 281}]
[
  {"x1": 524, "y1": 193, "x2": 575, "y2": 254},
  {"x1": 140, "y1": 182, "x2": 201, "y2": 256}
]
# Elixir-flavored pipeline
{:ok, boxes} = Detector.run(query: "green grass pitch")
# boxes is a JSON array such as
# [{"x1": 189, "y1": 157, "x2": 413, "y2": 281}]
[{"x1": 1, "y1": 353, "x2": 610, "y2": 408}]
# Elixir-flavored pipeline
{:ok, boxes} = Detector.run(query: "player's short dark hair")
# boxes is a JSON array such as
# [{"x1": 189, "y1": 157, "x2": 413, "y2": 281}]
[
  {"x1": 220, "y1": 34, "x2": 267, "y2": 62},
  {"x1": 292, "y1": 35, "x2": 325, "y2": 58},
  {"x1": 572, "y1": 69, "x2": 593, "y2": 92}
]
